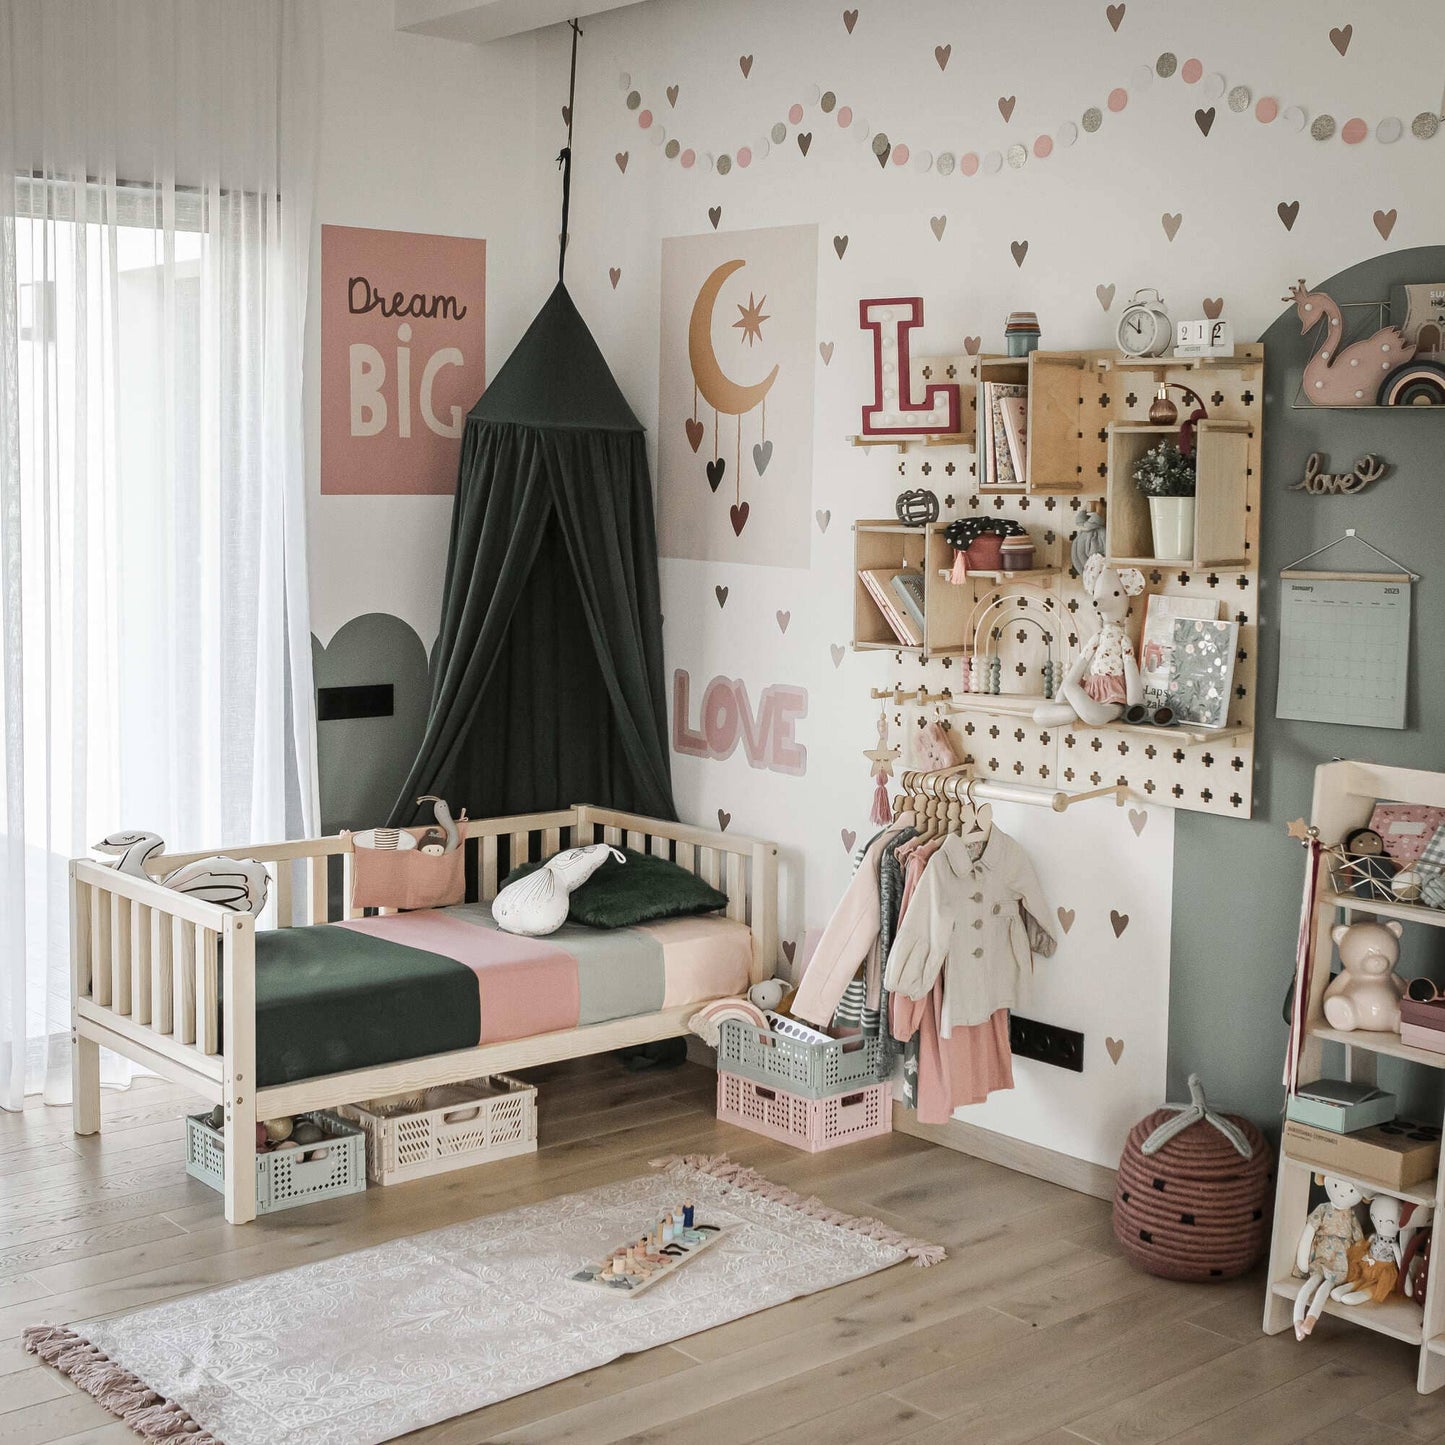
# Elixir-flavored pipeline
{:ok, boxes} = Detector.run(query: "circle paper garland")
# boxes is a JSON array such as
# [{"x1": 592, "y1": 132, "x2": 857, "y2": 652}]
[{"x1": 617, "y1": 48, "x2": 1442, "y2": 181}]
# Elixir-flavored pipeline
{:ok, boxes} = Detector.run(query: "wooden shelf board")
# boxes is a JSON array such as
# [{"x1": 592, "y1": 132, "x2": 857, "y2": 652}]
[
  {"x1": 1427, "y1": 1335, "x2": 1445, "y2": 1359},
  {"x1": 1106, "y1": 555, "x2": 1250, "y2": 571},
  {"x1": 935, "y1": 567, "x2": 1061, "y2": 583},
  {"x1": 1310, "y1": 1025, "x2": 1445, "y2": 1071},
  {"x1": 852, "y1": 641, "x2": 971, "y2": 659},
  {"x1": 846, "y1": 433, "x2": 970, "y2": 449},
  {"x1": 946, "y1": 694, "x2": 1250, "y2": 747},
  {"x1": 1269, "y1": 1277, "x2": 1423, "y2": 1345},
  {"x1": 1279, "y1": 1150, "x2": 1438, "y2": 1209},
  {"x1": 1113, "y1": 354, "x2": 1253, "y2": 371},
  {"x1": 1320, "y1": 892, "x2": 1445, "y2": 931},
  {"x1": 854, "y1": 520, "x2": 934, "y2": 535}
]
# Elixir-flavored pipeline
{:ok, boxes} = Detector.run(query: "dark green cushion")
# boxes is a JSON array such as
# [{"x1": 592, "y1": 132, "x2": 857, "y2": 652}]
[{"x1": 503, "y1": 848, "x2": 729, "y2": 928}]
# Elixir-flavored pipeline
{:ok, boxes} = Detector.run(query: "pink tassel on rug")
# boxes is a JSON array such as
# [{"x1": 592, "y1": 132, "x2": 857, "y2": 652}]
[
  {"x1": 652, "y1": 1154, "x2": 946, "y2": 1267},
  {"x1": 23, "y1": 1325, "x2": 222, "y2": 1444}
]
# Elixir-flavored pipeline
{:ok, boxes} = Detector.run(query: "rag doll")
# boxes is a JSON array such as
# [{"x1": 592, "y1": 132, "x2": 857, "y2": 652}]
[
  {"x1": 1403, "y1": 1223, "x2": 1433, "y2": 1301},
  {"x1": 1033, "y1": 554, "x2": 1145, "y2": 728},
  {"x1": 1294, "y1": 1174, "x2": 1367, "y2": 1339},
  {"x1": 1331, "y1": 1193, "x2": 1404, "y2": 1305}
]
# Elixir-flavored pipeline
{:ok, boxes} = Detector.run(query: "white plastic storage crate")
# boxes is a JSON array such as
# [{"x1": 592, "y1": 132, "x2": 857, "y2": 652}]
[
  {"x1": 717, "y1": 1070, "x2": 892, "y2": 1153},
  {"x1": 185, "y1": 1110, "x2": 367, "y2": 1214},
  {"x1": 337, "y1": 1075, "x2": 537, "y2": 1185},
  {"x1": 717, "y1": 1012, "x2": 886, "y2": 1099}
]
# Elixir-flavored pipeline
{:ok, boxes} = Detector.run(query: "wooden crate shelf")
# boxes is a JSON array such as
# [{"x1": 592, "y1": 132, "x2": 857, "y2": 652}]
[
  {"x1": 1269, "y1": 1278, "x2": 1424, "y2": 1346},
  {"x1": 1279, "y1": 1151, "x2": 1439, "y2": 1210},
  {"x1": 852, "y1": 521, "x2": 972, "y2": 663}
]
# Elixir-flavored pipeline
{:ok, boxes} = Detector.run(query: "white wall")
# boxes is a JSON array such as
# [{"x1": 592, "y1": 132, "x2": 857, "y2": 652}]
[
  {"x1": 305, "y1": 0, "x2": 550, "y2": 650},
  {"x1": 521, "y1": 0, "x2": 1445, "y2": 1166}
]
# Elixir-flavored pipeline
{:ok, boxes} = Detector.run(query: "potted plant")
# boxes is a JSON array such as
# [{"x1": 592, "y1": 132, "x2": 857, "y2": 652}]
[{"x1": 1132, "y1": 440, "x2": 1197, "y2": 561}]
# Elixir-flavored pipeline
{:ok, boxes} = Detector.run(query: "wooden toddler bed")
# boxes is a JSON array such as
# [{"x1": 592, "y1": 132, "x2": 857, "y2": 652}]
[{"x1": 69, "y1": 806, "x2": 778, "y2": 1223}]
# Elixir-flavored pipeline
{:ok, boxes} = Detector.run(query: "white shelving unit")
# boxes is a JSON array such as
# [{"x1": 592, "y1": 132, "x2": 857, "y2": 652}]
[{"x1": 1263, "y1": 760, "x2": 1445, "y2": 1392}]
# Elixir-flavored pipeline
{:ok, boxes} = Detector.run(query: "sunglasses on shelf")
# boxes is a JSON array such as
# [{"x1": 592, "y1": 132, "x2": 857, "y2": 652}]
[{"x1": 1404, "y1": 977, "x2": 1445, "y2": 1004}]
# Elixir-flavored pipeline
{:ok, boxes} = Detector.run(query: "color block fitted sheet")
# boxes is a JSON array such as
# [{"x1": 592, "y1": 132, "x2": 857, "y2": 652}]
[{"x1": 249, "y1": 903, "x2": 753, "y2": 1087}]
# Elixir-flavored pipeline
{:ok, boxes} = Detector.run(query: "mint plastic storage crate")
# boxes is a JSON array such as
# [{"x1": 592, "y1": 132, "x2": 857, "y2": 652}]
[
  {"x1": 717, "y1": 1070, "x2": 891, "y2": 1153},
  {"x1": 185, "y1": 1109, "x2": 367, "y2": 1214},
  {"x1": 717, "y1": 1012, "x2": 886, "y2": 1099}
]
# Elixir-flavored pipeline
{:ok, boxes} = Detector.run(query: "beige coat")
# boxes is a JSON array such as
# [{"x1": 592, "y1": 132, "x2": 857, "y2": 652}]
[{"x1": 883, "y1": 829, "x2": 1055, "y2": 1034}]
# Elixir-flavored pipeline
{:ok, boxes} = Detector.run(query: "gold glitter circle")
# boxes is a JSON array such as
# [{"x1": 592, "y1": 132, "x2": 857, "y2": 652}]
[
  {"x1": 1156, "y1": 52, "x2": 1177, "y2": 78},
  {"x1": 1007, "y1": 142, "x2": 1028, "y2": 169},
  {"x1": 1082, "y1": 106, "x2": 1103, "y2": 133},
  {"x1": 665, "y1": 139, "x2": 680, "y2": 158},
  {"x1": 820, "y1": 90, "x2": 836, "y2": 114},
  {"x1": 771, "y1": 122, "x2": 786, "y2": 144},
  {"x1": 936, "y1": 151, "x2": 956, "y2": 175},
  {"x1": 1228, "y1": 85, "x2": 1251, "y2": 113},
  {"x1": 1413, "y1": 111, "x2": 1440, "y2": 139},
  {"x1": 871, "y1": 131, "x2": 891, "y2": 158},
  {"x1": 716, "y1": 153, "x2": 732, "y2": 175},
  {"x1": 1311, "y1": 114, "x2": 1336, "y2": 141},
  {"x1": 625, "y1": 90, "x2": 641, "y2": 111}
]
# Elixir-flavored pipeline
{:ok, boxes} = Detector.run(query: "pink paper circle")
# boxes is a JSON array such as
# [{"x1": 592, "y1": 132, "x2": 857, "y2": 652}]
[
  {"x1": 960, "y1": 151, "x2": 980, "y2": 176},
  {"x1": 789, "y1": 103, "x2": 804, "y2": 125},
  {"x1": 1255, "y1": 96, "x2": 1279, "y2": 123},
  {"x1": 1342, "y1": 117, "x2": 1368, "y2": 144},
  {"x1": 737, "y1": 146, "x2": 752, "y2": 167},
  {"x1": 892, "y1": 142, "x2": 910, "y2": 165},
  {"x1": 638, "y1": 110, "x2": 652, "y2": 129},
  {"x1": 837, "y1": 105, "x2": 853, "y2": 126},
  {"x1": 680, "y1": 148, "x2": 695, "y2": 168},
  {"x1": 1108, "y1": 87, "x2": 1128, "y2": 112},
  {"x1": 1034, "y1": 134, "x2": 1053, "y2": 158},
  {"x1": 1181, "y1": 58, "x2": 1203, "y2": 84}
]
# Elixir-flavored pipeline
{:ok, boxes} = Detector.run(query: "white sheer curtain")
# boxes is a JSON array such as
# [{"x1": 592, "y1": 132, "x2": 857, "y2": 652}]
[{"x1": 0, "y1": 0, "x2": 321, "y2": 1109}]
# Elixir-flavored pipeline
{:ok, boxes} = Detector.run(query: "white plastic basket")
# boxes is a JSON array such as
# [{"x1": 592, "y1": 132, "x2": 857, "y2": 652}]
[
  {"x1": 185, "y1": 1110, "x2": 367, "y2": 1214},
  {"x1": 337, "y1": 1074, "x2": 537, "y2": 1185}
]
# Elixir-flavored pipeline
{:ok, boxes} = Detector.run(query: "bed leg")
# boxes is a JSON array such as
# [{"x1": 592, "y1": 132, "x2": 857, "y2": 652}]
[
  {"x1": 224, "y1": 1079, "x2": 257, "y2": 1225},
  {"x1": 222, "y1": 914, "x2": 257, "y2": 1225},
  {"x1": 71, "y1": 1029, "x2": 101, "y2": 1136}
]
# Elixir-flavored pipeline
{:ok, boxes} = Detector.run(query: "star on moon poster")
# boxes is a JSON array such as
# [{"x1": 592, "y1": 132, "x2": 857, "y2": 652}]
[{"x1": 658, "y1": 225, "x2": 817, "y2": 567}]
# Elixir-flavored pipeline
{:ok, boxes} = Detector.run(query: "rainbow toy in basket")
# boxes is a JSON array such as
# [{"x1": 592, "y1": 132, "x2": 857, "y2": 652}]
[{"x1": 571, "y1": 1204, "x2": 731, "y2": 1295}]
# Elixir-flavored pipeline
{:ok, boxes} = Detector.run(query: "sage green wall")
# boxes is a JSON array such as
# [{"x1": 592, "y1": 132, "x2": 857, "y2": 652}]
[{"x1": 1169, "y1": 245, "x2": 1445, "y2": 1127}]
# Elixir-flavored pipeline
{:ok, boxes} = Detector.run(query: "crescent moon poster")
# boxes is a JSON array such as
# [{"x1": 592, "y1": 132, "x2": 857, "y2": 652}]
[{"x1": 658, "y1": 225, "x2": 817, "y2": 567}]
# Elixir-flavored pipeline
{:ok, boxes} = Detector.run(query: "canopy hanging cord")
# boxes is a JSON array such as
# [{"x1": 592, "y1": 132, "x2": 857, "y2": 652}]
[{"x1": 557, "y1": 17, "x2": 582, "y2": 284}]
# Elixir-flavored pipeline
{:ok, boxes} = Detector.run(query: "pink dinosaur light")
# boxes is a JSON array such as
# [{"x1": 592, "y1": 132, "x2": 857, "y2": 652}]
[{"x1": 1287, "y1": 279, "x2": 1416, "y2": 407}]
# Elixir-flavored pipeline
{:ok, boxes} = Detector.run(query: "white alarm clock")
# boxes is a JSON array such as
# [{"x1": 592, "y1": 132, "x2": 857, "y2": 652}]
[{"x1": 1116, "y1": 288, "x2": 1172, "y2": 358}]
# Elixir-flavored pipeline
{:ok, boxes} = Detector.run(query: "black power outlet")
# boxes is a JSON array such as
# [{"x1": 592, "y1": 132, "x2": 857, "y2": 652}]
[{"x1": 1009, "y1": 1014, "x2": 1084, "y2": 1073}]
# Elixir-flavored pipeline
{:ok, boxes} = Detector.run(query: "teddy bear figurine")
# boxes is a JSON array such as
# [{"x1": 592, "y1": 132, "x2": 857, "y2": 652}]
[
  {"x1": 1033, "y1": 554, "x2": 1146, "y2": 729},
  {"x1": 1322, "y1": 919, "x2": 1406, "y2": 1033}
]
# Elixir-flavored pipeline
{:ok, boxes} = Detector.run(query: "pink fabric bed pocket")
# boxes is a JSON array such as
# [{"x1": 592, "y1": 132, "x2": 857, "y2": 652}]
[{"x1": 350, "y1": 841, "x2": 466, "y2": 912}]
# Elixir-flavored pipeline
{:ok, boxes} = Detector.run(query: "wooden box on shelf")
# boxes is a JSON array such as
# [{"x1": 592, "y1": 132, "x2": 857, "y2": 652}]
[
  {"x1": 1105, "y1": 419, "x2": 1252, "y2": 569},
  {"x1": 852, "y1": 520, "x2": 970, "y2": 662}
]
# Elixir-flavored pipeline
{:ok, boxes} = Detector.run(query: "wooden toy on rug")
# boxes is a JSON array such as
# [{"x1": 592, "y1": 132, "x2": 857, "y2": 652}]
[{"x1": 572, "y1": 1207, "x2": 730, "y2": 1295}]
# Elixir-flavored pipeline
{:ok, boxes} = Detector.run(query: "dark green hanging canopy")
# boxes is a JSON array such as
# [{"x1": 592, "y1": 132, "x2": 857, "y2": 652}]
[{"x1": 390, "y1": 281, "x2": 676, "y2": 824}]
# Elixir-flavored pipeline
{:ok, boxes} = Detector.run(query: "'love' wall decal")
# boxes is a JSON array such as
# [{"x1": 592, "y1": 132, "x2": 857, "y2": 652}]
[{"x1": 672, "y1": 671, "x2": 809, "y2": 776}]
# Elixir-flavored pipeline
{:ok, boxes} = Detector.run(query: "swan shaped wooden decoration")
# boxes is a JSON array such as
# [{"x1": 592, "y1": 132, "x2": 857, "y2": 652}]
[
  {"x1": 94, "y1": 832, "x2": 270, "y2": 916},
  {"x1": 1287, "y1": 279, "x2": 1416, "y2": 407}
]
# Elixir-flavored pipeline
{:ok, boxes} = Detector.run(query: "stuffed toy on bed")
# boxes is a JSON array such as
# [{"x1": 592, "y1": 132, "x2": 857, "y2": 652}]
[
  {"x1": 94, "y1": 832, "x2": 270, "y2": 915},
  {"x1": 491, "y1": 844, "x2": 625, "y2": 936}
]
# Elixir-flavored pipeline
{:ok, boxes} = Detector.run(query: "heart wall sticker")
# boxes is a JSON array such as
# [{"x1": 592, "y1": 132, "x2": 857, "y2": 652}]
[{"x1": 843, "y1": 8, "x2": 858, "y2": 33}]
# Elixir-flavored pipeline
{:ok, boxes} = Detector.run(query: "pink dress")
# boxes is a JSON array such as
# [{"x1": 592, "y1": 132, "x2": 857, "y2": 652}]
[{"x1": 890, "y1": 841, "x2": 1013, "y2": 1124}]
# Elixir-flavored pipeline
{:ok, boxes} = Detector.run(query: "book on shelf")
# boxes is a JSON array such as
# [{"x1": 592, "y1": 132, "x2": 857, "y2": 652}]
[
  {"x1": 1157, "y1": 616, "x2": 1239, "y2": 729},
  {"x1": 890, "y1": 570, "x2": 926, "y2": 631},
  {"x1": 858, "y1": 568, "x2": 921, "y2": 647},
  {"x1": 1138, "y1": 594, "x2": 1221, "y2": 709},
  {"x1": 982, "y1": 382, "x2": 1027, "y2": 489},
  {"x1": 1000, "y1": 394, "x2": 1028, "y2": 480}
]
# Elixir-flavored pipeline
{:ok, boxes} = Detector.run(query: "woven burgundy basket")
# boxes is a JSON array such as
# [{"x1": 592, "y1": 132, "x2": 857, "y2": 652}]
[{"x1": 1113, "y1": 1101, "x2": 1274, "y2": 1282}]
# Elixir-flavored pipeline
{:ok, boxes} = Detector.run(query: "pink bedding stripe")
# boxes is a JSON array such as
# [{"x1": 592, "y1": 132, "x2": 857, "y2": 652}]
[
  {"x1": 336, "y1": 914, "x2": 580, "y2": 1045},
  {"x1": 633, "y1": 916, "x2": 754, "y2": 1007}
]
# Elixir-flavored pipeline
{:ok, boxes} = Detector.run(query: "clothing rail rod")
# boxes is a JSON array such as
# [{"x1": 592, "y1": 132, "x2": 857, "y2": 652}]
[{"x1": 898, "y1": 773, "x2": 1129, "y2": 812}]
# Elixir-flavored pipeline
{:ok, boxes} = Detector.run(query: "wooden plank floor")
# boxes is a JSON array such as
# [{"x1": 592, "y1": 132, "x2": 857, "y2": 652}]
[{"x1": 0, "y1": 1058, "x2": 1434, "y2": 1443}]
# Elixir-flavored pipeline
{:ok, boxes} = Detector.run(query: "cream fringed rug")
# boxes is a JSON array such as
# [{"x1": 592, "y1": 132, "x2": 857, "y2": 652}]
[{"x1": 24, "y1": 1155, "x2": 942, "y2": 1445}]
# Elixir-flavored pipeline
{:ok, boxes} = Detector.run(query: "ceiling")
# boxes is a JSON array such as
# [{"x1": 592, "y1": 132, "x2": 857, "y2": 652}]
[{"x1": 394, "y1": 0, "x2": 649, "y2": 44}]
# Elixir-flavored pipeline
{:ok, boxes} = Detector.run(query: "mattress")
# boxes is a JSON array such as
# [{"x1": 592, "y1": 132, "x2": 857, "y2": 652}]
[{"x1": 248, "y1": 903, "x2": 753, "y2": 1087}]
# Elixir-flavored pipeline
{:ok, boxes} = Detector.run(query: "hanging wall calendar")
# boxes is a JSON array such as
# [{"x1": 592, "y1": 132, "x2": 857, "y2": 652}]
[{"x1": 1276, "y1": 530, "x2": 1417, "y2": 730}]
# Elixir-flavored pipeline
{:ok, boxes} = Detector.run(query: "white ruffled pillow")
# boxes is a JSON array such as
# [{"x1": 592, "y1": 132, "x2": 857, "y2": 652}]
[{"x1": 491, "y1": 845, "x2": 624, "y2": 936}]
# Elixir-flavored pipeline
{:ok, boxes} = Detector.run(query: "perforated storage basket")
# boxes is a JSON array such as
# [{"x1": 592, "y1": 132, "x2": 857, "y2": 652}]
[
  {"x1": 185, "y1": 1110, "x2": 366, "y2": 1214},
  {"x1": 717, "y1": 1014, "x2": 886, "y2": 1099},
  {"x1": 337, "y1": 1075, "x2": 537, "y2": 1185},
  {"x1": 717, "y1": 1070, "x2": 891, "y2": 1153}
]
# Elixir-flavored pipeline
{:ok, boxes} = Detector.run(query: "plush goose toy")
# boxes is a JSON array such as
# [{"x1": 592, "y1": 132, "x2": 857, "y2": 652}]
[
  {"x1": 94, "y1": 832, "x2": 270, "y2": 916},
  {"x1": 492, "y1": 844, "x2": 625, "y2": 937}
]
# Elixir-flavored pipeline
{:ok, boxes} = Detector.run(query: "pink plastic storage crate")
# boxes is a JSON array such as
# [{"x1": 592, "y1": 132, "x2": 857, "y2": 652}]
[{"x1": 717, "y1": 1070, "x2": 891, "y2": 1153}]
